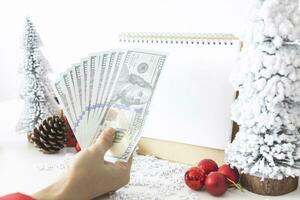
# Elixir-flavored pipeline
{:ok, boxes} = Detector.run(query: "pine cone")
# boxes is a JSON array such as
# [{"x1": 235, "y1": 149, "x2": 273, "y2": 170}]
[{"x1": 28, "y1": 115, "x2": 67, "y2": 154}]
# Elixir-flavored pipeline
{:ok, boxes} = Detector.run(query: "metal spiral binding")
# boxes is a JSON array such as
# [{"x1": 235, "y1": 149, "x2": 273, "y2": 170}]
[{"x1": 119, "y1": 32, "x2": 240, "y2": 46}]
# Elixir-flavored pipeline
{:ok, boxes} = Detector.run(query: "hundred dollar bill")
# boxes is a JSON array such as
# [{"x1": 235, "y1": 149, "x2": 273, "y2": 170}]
[
  {"x1": 92, "y1": 52, "x2": 111, "y2": 122},
  {"x1": 91, "y1": 49, "x2": 167, "y2": 162},
  {"x1": 82, "y1": 59, "x2": 89, "y2": 132},
  {"x1": 89, "y1": 51, "x2": 117, "y2": 134},
  {"x1": 86, "y1": 54, "x2": 98, "y2": 121},
  {"x1": 54, "y1": 73, "x2": 88, "y2": 147},
  {"x1": 90, "y1": 52, "x2": 108, "y2": 121},
  {"x1": 74, "y1": 52, "x2": 117, "y2": 149},
  {"x1": 53, "y1": 79, "x2": 84, "y2": 145},
  {"x1": 87, "y1": 53, "x2": 102, "y2": 133},
  {"x1": 53, "y1": 49, "x2": 167, "y2": 161},
  {"x1": 82, "y1": 54, "x2": 97, "y2": 137},
  {"x1": 62, "y1": 71, "x2": 78, "y2": 122},
  {"x1": 70, "y1": 64, "x2": 82, "y2": 125},
  {"x1": 93, "y1": 51, "x2": 117, "y2": 122},
  {"x1": 72, "y1": 63, "x2": 85, "y2": 140},
  {"x1": 88, "y1": 51, "x2": 126, "y2": 146},
  {"x1": 72, "y1": 64, "x2": 83, "y2": 114},
  {"x1": 95, "y1": 51, "x2": 126, "y2": 129},
  {"x1": 68, "y1": 68, "x2": 80, "y2": 119}
]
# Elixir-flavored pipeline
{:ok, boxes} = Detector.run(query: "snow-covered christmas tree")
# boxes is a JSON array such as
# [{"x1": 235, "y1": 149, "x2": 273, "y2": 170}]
[
  {"x1": 16, "y1": 17, "x2": 59, "y2": 134},
  {"x1": 226, "y1": 0, "x2": 300, "y2": 194}
]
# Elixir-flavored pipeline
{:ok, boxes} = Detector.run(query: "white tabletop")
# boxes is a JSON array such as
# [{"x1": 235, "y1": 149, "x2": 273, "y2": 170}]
[{"x1": 0, "y1": 99, "x2": 299, "y2": 200}]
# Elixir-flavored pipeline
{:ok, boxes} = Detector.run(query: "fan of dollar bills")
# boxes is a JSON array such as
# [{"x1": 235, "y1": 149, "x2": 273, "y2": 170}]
[{"x1": 53, "y1": 49, "x2": 167, "y2": 162}]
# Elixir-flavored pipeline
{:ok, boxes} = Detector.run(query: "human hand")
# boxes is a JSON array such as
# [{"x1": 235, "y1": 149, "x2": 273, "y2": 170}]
[{"x1": 32, "y1": 128, "x2": 132, "y2": 200}]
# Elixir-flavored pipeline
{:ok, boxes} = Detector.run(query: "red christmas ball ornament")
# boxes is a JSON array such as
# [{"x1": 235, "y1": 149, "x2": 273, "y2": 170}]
[
  {"x1": 205, "y1": 172, "x2": 227, "y2": 196},
  {"x1": 75, "y1": 142, "x2": 81, "y2": 152},
  {"x1": 184, "y1": 167, "x2": 207, "y2": 190},
  {"x1": 66, "y1": 127, "x2": 77, "y2": 147},
  {"x1": 198, "y1": 159, "x2": 218, "y2": 175},
  {"x1": 62, "y1": 115, "x2": 77, "y2": 147},
  {"x1": 218, "y1": 164, "x2": 240, "y2": 184}
]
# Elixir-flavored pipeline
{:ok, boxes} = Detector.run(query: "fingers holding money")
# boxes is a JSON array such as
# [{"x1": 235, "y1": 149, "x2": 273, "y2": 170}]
[{"x1": 90, "y1": 127, "x2": 115, "y2": 157}]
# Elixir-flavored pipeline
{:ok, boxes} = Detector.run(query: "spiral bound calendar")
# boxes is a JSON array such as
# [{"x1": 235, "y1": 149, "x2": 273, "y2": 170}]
[{"x1": 119, "y1": 32, "x2": 242, "y2": 150}]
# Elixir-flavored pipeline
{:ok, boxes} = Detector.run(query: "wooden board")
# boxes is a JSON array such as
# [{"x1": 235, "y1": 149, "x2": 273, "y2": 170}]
[
  {"x1": 241, "y1": 174, "x2": 299, "y2": 196},
  {"x1": 138, "y1": 137, "x2": 224, "y2": 166}
]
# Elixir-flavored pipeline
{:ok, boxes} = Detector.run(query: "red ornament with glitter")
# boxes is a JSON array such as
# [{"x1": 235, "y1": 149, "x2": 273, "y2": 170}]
[
  {"x1": 184, "y1": 167, "x2": 206, "y2": 190},
  {"x1": 218, "y1": 164, "x2": 240, "y2": 184},
  {"x1": 205, "y1": 172, "x2": 228, "y2": 196},
  {"x1": 197, "y1": 159, "x2": 218, "y2": 175}
]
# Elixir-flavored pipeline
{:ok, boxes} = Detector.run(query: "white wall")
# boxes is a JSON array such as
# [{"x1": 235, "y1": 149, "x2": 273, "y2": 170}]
[{"x1": 0, "y1": 0, "x2": 251, "y2": 101}]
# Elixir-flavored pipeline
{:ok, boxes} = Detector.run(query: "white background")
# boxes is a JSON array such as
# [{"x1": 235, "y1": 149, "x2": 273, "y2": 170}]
[{"x1": 0, "y1": 0, "x2": 251, "y2": 101}]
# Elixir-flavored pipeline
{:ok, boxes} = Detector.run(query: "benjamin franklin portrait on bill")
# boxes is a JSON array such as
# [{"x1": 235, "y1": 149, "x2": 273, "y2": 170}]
[{"x1": 118, "y1": 74, "x2": 153, "y2": 106}]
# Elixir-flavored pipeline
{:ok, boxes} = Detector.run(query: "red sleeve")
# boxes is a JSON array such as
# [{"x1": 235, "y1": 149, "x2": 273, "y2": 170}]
[{"x1": 0, "y1": 193, "x2": 35, "y2": 200}]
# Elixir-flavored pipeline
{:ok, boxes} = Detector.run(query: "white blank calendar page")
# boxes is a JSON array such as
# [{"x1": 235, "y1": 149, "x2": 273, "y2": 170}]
[{"x1": 119, "y1": 33, "x2": 241, "y2": 150}]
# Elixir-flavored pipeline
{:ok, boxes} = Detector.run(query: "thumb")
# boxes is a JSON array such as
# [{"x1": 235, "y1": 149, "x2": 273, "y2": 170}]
[{"x1": 90, "y1": 127, "x2": 115, "y2": 155}]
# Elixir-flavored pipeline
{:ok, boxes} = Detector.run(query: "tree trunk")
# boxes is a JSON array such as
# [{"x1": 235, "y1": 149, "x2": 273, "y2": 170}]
[{"x1": 241, "y1": 174, "x2": 298, "y2": 196}]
